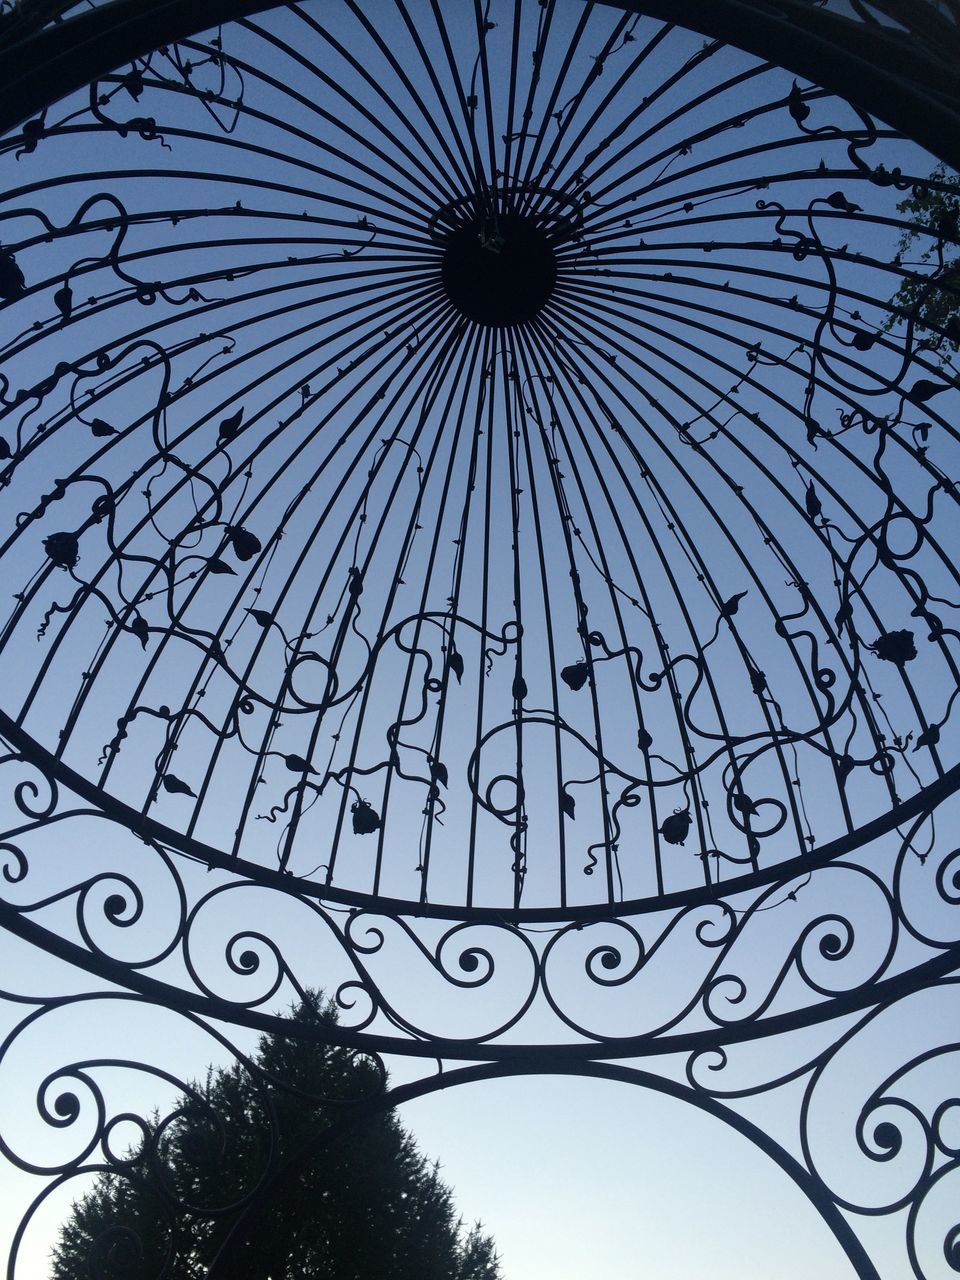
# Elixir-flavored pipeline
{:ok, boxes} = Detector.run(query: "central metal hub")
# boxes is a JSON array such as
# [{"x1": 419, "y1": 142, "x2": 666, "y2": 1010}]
[{"x1": 441, "y1": 213, "x2": 557, "y2": 327}]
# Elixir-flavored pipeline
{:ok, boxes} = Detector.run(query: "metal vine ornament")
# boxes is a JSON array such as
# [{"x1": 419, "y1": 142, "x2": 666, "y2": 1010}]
[{"x1": 0, "y1": 0, "x2": 959, "y2": 1275}]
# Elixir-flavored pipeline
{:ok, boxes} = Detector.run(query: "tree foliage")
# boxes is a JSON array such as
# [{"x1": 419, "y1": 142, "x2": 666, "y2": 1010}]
[
  {"x1": 885, "y1": 163, "x2": 960, "y2": 352},
  {"x1": 51, "y1": 995, "x2": 502, "y2": 1280}
]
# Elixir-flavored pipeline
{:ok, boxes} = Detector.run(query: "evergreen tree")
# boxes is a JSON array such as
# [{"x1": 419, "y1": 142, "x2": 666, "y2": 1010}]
[{"x1": 51, "y1": 994, "x2": 502, "y2": 1280}]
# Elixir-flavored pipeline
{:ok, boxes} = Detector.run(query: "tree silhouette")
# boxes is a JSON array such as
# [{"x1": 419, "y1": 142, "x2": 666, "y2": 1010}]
[
  {"x1": 51, "y1": 995, "x2": 502, "y2": 1280},
  {"x1": 885, "y1": 163, "x2": 960, "y2": 354}
]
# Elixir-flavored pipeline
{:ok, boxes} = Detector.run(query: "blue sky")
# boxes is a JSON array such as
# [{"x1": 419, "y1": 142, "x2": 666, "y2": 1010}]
[{"x1": 1, "y1": 1, "x2": 959, "y2": 1276}]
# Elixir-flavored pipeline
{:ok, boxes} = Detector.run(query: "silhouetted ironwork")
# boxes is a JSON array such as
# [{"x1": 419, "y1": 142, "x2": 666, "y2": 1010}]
[{"x1": 0, "y1": 2, "x2": 958, "y2": 1277}]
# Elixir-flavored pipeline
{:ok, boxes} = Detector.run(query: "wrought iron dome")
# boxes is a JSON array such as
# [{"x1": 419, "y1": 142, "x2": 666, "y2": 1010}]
[
  {"x1": 0, "y1": 0, "x2": 958, "y2": 1013},
  {"x1": 1, "y1": 2, "x2": 960, "y2": 1275},
  {"x1": 2, "y1": 0, "x2": 959, "y2": 921}
]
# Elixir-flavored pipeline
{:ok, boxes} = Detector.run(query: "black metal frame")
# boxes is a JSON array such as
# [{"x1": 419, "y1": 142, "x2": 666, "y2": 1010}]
[
  {"x1": 0, "y1": 2, "x2": 958, "y2": 1276},
  {"x1": 1, "y1": 0, "x2": 958, "y2": 167}
]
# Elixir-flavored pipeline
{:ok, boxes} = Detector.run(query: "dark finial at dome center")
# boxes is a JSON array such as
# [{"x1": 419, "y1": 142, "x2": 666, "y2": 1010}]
[{"x1": 441, "y1": 211, "x2": 557, "y2": 327}]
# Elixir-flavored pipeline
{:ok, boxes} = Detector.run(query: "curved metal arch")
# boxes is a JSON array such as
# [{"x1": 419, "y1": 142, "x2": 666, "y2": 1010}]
[
  {"x1": 3, "y1": 708, "x2": 959, "y2": 925},
  {"x1": 5, "y1": 878, "x2": 960, "y2": 1063},
  {"x1": 0, "y1": 0, "x2": 958, "y2": 169},
  {"x1": 0, "y1": 991, "x2": 882, "y2": 1280},
  {"x1": 203, "y1": 1057, "x2": 884, "y2": 1280},
  {"x1": 6, "y1": 979, "x2": 959, "y2": 1278}
]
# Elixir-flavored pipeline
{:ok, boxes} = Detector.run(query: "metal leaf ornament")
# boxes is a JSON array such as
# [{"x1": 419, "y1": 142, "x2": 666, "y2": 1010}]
[
  {"x1": 121, "y1": 67, "x2": 145, "y2": 101},
  {"x1": 824, "y1": 191, "x2": 861, "y2": 213},
  {"x1": 719, "y1": 591, "x2": 747, "y2": 619},
  {"x1": 869, "y1": 630, "x2": 917, "y2": 665},
  {"x1": 284, "y1": 754, "x2": 316, "y2": 774},
  {"x1": 43, "y1": 531, "x2": 79, "y2": 569},
  {"x1": 53, "y1": 281, "x2": 73, "y2": 321},
  {"x1": 217, "y1": 408, "x2": 244, "y2": 446},
  {"x1": 660, "y1": 809, "x2": 692, "y2": 846},
  {"x1": 560, "y1": 661, "x2": 590, "y2": 690},
  {"x1": 837, "y1": 754, "x2": 856, "y2": 783},
  {"x1": 915, "y1": 724, "x2": 941, "y2": 750},
  {"x1": 909, "y1": 379, "x2": 948, "y2": 404},
  {"x1": 162, "y1": 774, "x2": 196, "y2": 798},
  {"x1": 16, "y1": 116, "x2": 44, "y2": 155},
  {"x1": 430, "y1": 760, "x2": 448, "y2": 788},
  {"x1": 352, "y1": 799, "x2": 381, "y2": 835},
  {"x1": 128, "y1": 615, "x2": 150, "y2": 648},
  {"x1": 787, "y1": 81, "x2": 809, "y2": 125},
  {"x1": 227, "y1": 526, "x2": 262, "y2": 561},
  {"x1": 0, "y1": 247, "x2": 25, "y2": 300}
]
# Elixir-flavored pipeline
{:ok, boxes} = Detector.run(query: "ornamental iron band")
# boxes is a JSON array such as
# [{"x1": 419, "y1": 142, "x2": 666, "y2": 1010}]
[{"x1": 0, "y1": 1, "x2": 958, "y2": 1276}]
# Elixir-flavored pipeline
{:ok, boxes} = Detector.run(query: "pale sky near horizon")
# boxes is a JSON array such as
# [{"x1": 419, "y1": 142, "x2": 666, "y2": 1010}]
[
  {"x1": 0, "y1": 1050, "x2": 870, "y2": 1279},
  {"x1": 401, "y1": 1073, "x2": 865, "y2": 1280}
]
